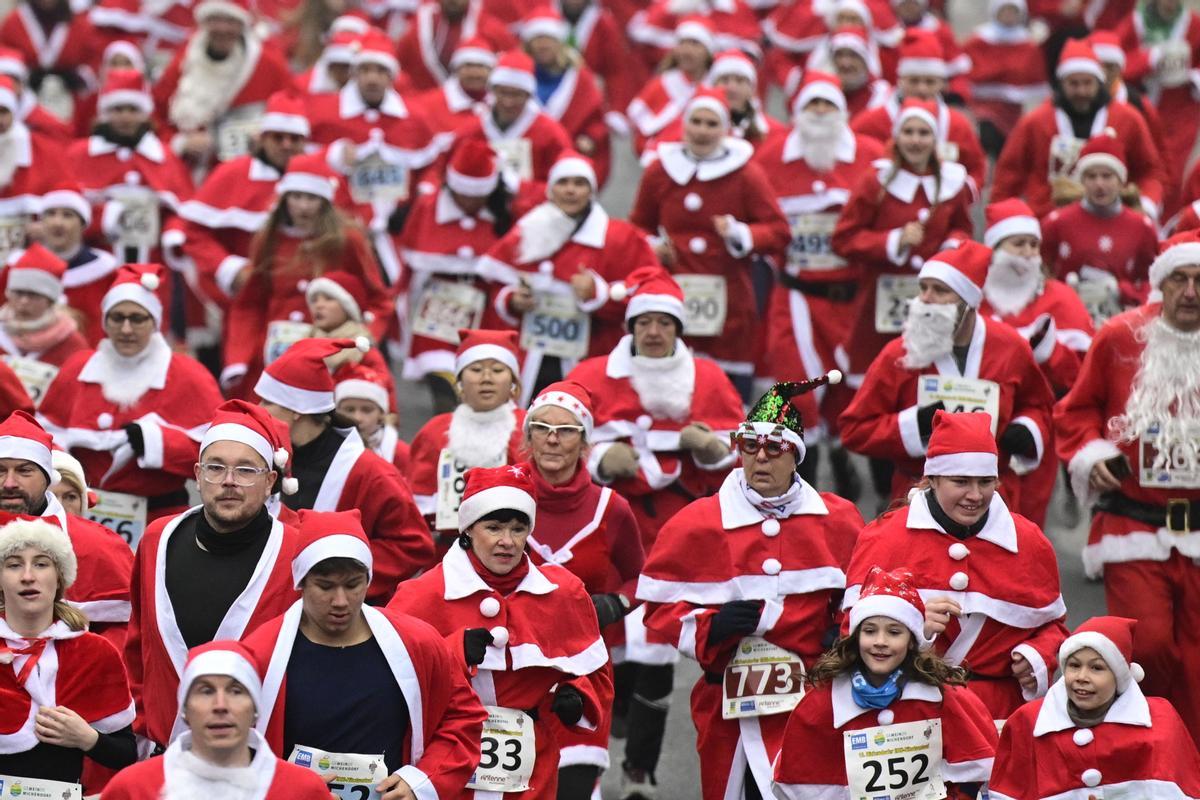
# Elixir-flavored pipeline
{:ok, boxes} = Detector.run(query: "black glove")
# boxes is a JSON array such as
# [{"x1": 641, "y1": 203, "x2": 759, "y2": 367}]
[
  {"x1": 591, "y1": 593, "x2": 628, "y2": 628},
  {"x1": 916, "y1": 401, "x2": 946, "y2": 440},
  {"x1": 463, "y1": 628, "x2": 494, "y2": 667},
  {"x1": 706, "y1": 600, "x2": 763, "y2": 646},
  {"x1": 999, "y1": 424, "x2": 1037, "y2": 458},
  {"x1": 123, "y1": 423, "x2": 145, "y2": 457},
  {"x1": 551, "y1": 684, "x2": 585, "y2": 726}
]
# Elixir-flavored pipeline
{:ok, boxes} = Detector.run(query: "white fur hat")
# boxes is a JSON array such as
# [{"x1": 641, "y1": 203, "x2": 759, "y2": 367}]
[
  {"x1": 0, "y1": 517, "x2": 77, "y2": 589},
  {"x1": 1148, "y1": 231, "x2": 1200, "y2": 289}
]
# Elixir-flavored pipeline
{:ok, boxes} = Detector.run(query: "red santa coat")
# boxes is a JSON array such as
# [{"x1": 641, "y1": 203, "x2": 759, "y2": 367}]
[
  {"x1": 537, "y1": 63, "x2": 612, "y2": 186},
  {"x1": 395, "y1": 1, "x2": 518, "y2": 93},
  {"x1": 61, "y1": 246, "x2": 120, "y2": 346},
  {"x1": 989, "y1": 679, "x2": 1200, "y2": 800},
  {"x1": 637, "y1": 470, "x2": 864, "y2": 800},
  {"x1": 567, "y1": 337, "x2": 746, "y2": 544},
  {"x1": 388, "y1": 546, "x2": 611, "y2": 800},
  {"x1": 244, "y1": 601, "x2": 487, "y2": 798},
  {"x1": 904, "y1": 13, "x2": 972, "y2": 99},
  {"x1": 411, "y1": 79, "x2": 485, "y2": 152},
  {"x1": 965, "y1": 25, "x2": 1050, "y2": 139},
  {"x1": 0, "y1": 125, "x2": 67, "y2": 219},
  {"x1": 38, "y1": 343, "x2": 223, "y2": 516},
  {"x1": 1041, "y1": 200, "x2": 1160, "y2": 307},
  {"x1": 626, "y1": 69, "x2": 696, "y2": 156},
  {"x1": 992, "y1": 99, "x2": 1167, "y2": 219},
  {"x1": 844, "y1": 491, "x2": 1069, "y2": 719},
  {"x1": 630, "y1": 140, "x2": 790, "y2": 373},
  {"x1": 0, "y1": 5, "x2": 100, "y2": 80},
  {"x1": 558, "y1": 0, "x2": 644, "y2": 123},
  {"x1": 830, "y1": 158, "x2": 975, "y2": 380},
  {"x1": 123, "y1": 506, "x2": 301, "y2": 748},
  {"x1": 0, "y1": 359, "x2": 31, "y2": 417},
  {"x1": 773, "y1": 678, "x2": 998, "y2": 798},
  {"x1": 626, "y1": 0, "x2": 762, "y2": 74}
]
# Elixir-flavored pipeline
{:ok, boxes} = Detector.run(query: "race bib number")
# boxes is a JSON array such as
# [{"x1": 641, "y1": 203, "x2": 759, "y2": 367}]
[
  {"x1": 492, "y1": 139, "x2": 533, "y2": 181},
  {"x1": 1157, "y1": 40, "x2": 1192, "y2": 87},
  {"x1": 674, "y1": 274, "x2": 727, "y2": 337},
  {"x1": 917, "y1": 375, "x2": 1000, "y2": 435},
  {"x1": 721, "y1": 637, "x2": 805, "y2": 720},
  {"x1": 0, "y1": 775, "x2": 81, "y2": 799},
  {"x1": 0, "y1": 216, "x2": 29, "y2": 263},
  {"x1": 288, "y1": 745, "x2": 387, "y2": 800},
  {"x1": 845, "y1": 719, "x2": 945, "y2": 800},
  {"x1": 87, "y1": 490, "x2": 148, "y2": 551},
  {"x1": 1, "y1": 355, "x2": 58, "y2": 405},
  {"x1": 350, "y1": 154, "x2": 410, "y2": 206},
  {"x1": 520, "y1": 293, "x2": 590, "y2": 360},
  {"x1": 263, "y1": 320, "x2": 314, "y2": 366},
  {"x1": 36, "y1": 74, "x2": 74, "y2": 123},
  {"x1": 936, "y1": 141, "x2": 959, "y2": 164},
  {"x1": 111, "y1": 189, "x2": 161, "y2": 251},
  {"x1": 875, "y1": 275, "x2": 920, "y2": 334},
  {"x1": 1139, "y1": 423, "x2": 1200, "y2": 489},
  {"x1": 1049, "y1": 134, "x2": 1085, "y2": 180},
  {"x1": 1073, "y1": 277, "x2": 1121, "y2": 327},
  {"x1": 215, "y1": 105, "x2": 264, "y2": 162},
  {"x1": 467, "y1": 706, "x2": 536, "y2": 793},
  {"x1": 435, "y1": 448, "x2": 470, "y2": 530},
  {"x1": 787, "y1": 213, "x2": 843, "y2": 272},
  {"x1": 412, "y1": 280, "x2": 485, "y2": 345}
]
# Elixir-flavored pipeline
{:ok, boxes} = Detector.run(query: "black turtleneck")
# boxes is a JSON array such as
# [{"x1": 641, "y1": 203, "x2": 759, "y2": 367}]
[
  {"x1": 284, "y1": 425, "x2": 348, "y2": 511},
  {"x1": 925, "y1": 488, "x2": 989, "y2": 540},
  {"x1": 166, "y1": 506, "x2": 273, "y2": 648},
  {"x1": 1053, "y1": 84, "x2": 1111, "y2": 140},
  {"x1": 92, "y1": 122, "x2": 155, "y2": 150}
]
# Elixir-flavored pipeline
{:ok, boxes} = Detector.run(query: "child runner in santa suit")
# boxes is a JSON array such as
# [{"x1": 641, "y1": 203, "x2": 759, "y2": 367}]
[
  {"x1": 989, "y1": 616, "x2": 1200, "y2": 800},
  {"x1": 843, "y1": 411, "x2": 1069, "y2": 721},
  {"x1": 242, "y1": 509, "x2": 487, "y2": 799},
  {"x1": 100, "y1": 641, "x2": 333, "y2": 799},
  {"x1": 387, "y1": 463, "x2": 611, "y2": 800},
  {"x1": 773, "y1": 566, "x2": 998, "y2": 800},
  {"x1": 334, "y1": 363, "x2": 410, "y2": 476}
]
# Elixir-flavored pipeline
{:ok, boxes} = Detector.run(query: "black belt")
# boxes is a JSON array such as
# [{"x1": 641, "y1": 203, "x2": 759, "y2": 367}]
[
  {"x1": 147, "y1": 488, "x2": 191, "y2": 512},
  {"x1": 1094, "y1": 492, "x2": 1200, "y2": 533},
  {"x1": 778, "y1": 272, "x2": 857, "y2": 303}
]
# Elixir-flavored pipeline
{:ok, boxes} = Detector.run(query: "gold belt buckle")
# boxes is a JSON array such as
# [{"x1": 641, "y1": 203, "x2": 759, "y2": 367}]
[{"x1": 1166, "y1": 498, "x2": 1191, "y2": 534}]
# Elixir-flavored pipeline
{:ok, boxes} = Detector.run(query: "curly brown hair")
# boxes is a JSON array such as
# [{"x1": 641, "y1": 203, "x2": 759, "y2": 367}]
[{"x1": 807, "y1": 623, "x2": 967, "y2": 690}]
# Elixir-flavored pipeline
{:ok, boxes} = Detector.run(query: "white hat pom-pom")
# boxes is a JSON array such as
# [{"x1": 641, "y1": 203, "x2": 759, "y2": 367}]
[
  {"x1": 282, "y1": 477, "x2": 299, "y2": 495},
  {"x1": 609, "y1": 282, "x2": 627, "y2": 302},
  {"x1": 1131, "y1": 662, "x2": 1145, "y2": 682},
  {"x1": 140, "y1": 272, "x2": 160, "y2": 291},
  {"x1": 825, "y1": 369, "x2": 843, "y2": 385},
  {"x1": 355, "y1": 336, "x2": 371, "y2": 353},
  {"x1": 273, "y1": 447, "x2": 289, "y2": 468},
  {"x1": 364, "y1": 311, "x2": 375, "y2": 323}
]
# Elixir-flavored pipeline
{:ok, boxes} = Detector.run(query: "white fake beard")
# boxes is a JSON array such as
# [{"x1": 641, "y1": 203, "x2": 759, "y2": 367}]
[
  {"x1": 448, "y1": 402, "x2": 517, "y2": 466},
  {"x1": 168, "y1": 34, "x2": 249, "y2": 131},
  {"x1": 796, "y1": 110, "x2": 847, "y2": 172},
  {"x1": 94, "y1": 333, "x2": 172, "y2": 409},
  {"x1": 629, "y1": 345, "x2": 695, "y2": 421},
  {"x1": 515, "y1": 202, "x2": 578, "y2": 265},
  {"x1": 0, "y1": 129, "x2": 20, "y2": 188},
  {"x1": 164, "y1": 749, "x2": 261, "y2": 800},
  {"x1": 983, "y1": 251, "x2": 1044, "y2": 317},
  {"x1": 901, "y1": 299, "x2": 960, "y2": 369},
  {"x1": 1111, "y1": 318, "x2": 1200, "y2": 472}
]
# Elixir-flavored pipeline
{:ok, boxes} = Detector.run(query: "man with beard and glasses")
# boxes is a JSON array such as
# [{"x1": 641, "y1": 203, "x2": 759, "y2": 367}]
[
  {"x1": 755, "y1": 71, "x2": 883, "y2": 500},
  {"x1": 124, "y1": 401, "x2": 302, "y2": 753},
  {"x1": 1054, "y1": 230, "x2": 1200, "y2": 744},
  {"x1": 992, "y1": 38, "x2": 1166, "y2": 220},
  {"x1": 840, "y1": 241, "x2": 1056, "y2": 521}
]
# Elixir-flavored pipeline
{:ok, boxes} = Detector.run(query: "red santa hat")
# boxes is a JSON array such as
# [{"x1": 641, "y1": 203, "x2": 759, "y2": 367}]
[
  {"x1": 674, "y1": 15, "x2": 715, "y2": 53},
  {"x1": 547, "y1": 151, "x2": 597, "y2": 194},
  {"x1": 984, "y1": 198, "x2": 1041, "y2": 249},
  {"x1": 521, "y1": 6, "x2": 568, "y2": 42},
  {"x1": 177, "y1": 641, "x2": 263, "y2": 715},
  {"x1": 613, "y1": 265, "x2": 685, "y2": 323},
  {"x1": 918, "y1": 240, "x2": 992, "y2": 308},
  {"x1": 684, "y1": 85, "x2": 730, "y2": 131},
  {"x1": 1059, "y1": 616, "x2": 1144, "y2": 693},
  {"x1": 331, "y1": 13, "x2": 370, "y2": 35},
  {"x1": 195, "y1": 0, "x2": 254, "y2": 27},
  {"x1": 305, "y1": 270, "x2": 369, "y2": 323},
  {"x1": 276, "y1": 153, "x2": 340, "y2": 202},
  {"x1": 39, "y1": 181, "x2": 92, "y2": 226},
  {"x1": 489, "y1": 50, "x2": 536, "y2": 95},
  {"x1": 0, "y1": 515, "x2": 76, "y2": 589},
  {"x1": 897, "y1": 29, "x2": 947, "y2": 78},
  {"x1": 454, "y1": 328, "x2": 520, "y2": 376},
  {"x1": 1056, "y1": 38, "x2": 1105, "y2": 83},
  {"x1": 893, "y1": 96, "x2": 939, "y2": 137},
  {"x1": 322, "y1": 29, "x2": 364, "y2": 64},
  {"x1": 0, "y1": 76, "x2": 21, "y2": 114},
  {"x1": 291, "y1": 509, "x2": 373, "y2": 587},
  {"x1": 101, "y1": 263, "x2": 164, "y2": 326},
  {"x1": 0, "y1": 47, "x2": 28, "y2": 83},
  {"x1": 7, "y1": 243, "x2": 66, "y2": 301},
  {"x1": 352, "y1": 30, "x2": 400, "y2": 75},
  {"x1": 1089, "y1": 30, "x2": 1125, "y2": 69},
  {"x1": 526, "y1": 380, "x2": 594, "y2": 439},
  {"x1": 260, "y1": 91, "x2": 310, "y2": 138},
  {"x1": 450, "y1": 36, "x2": 497, "y2": 70},
  {"x1": 334, "y1": 363, "x2": 391, "y2": 413},
  {"x1": 824, "y1": 0, "x2": 875, "y2": 27},
  {"x1": 988, "y1": 0, "x2": 1026, "y2": 18},
  {"x1": 255, "y1": 337, "x2": 370, "y2": 414},
  {"x1": 849, "y1": 566, "x2": 927, "y2": 644},
  {"x1": 0, "y1": 411, "x2": 57, "y2": 484},
  {"x1": 447, "y1": 139, "x2": 500, "y2": 197},
  {"x1": 923, "y1": 410, "x2": 999, "y2": 477},
  {"x1": 791, "y1": 69, "x2": 847, "y2": 116},
  {"x1": 98, "y1": 68, "x2": 153, "y2": 115},
  {"x1": 200, "y1": 399, "x2": 293, "y2": 473},
  {"x1": 708, "y1": 49, "x2": 757, "y2": 87},
  {"x1": 829, "y1": 25, "x2": 873, "y2": 68},
  {"x1": 1072, "y1": 133, "x2": 1127, "y2": 183},
  {"x1": 1148, "y1": 229, "x2": 1200, "y2": 289},
  {"x1": 102, "y1": 39, "x2": 146, "y2": 74},
  {"x1": 458, "y1": 463, "x2": 538, "y2": 532}
]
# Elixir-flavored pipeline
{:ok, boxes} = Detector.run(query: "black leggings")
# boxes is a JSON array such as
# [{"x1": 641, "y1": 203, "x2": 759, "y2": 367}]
[{"x1": 557, "y1": 764, "x2": 601, "y2": 799}]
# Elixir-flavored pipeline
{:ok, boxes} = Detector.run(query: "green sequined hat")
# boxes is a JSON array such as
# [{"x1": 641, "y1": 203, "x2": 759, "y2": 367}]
[{"x1": 738, "y1": 371, "x2": 843, "y2": 456}]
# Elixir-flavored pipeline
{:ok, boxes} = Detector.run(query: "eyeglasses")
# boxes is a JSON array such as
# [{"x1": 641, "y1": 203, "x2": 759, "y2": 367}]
[
  {"x1": 197, "y1": 462, "x2": 272, "y2": 486},
  {"x1": 731, "y1": 434, "x2": 796, "y2": 459},
  {"x1": 529, "y1": 421, "x2": 585, "y2": 441},
  {"x1": 105, "y1": 312, "x2": 154, "y2": 328}
]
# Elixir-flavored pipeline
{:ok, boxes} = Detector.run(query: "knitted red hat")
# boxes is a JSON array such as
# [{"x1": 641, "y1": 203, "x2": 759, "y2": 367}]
[
  {"x1": 520, "y1": 5, "x2": 568, "y2": 42},
  {"x1": 897, "y1": 29, "x2": 947, "y2": 78},
  {"x1": 918, "y1": 240, "x2": 993, "y2": 308},
  {"x1": 893, "y1": 96, "x2": 939, "y2": 137},
  {"x1": 7, "y1": 243, "x2": 67, "y2": 301},
  {"x1": 276, "y1": 152, "x2": 341, "y2": 202},
  {"x1": 305, "y1": 270, "x2": 370, "y2": 323},
  {"x1": 1072, "y1": 133, "x2": 1127, "y2": 183},
  {"x1": 98, "y1": 68, "x2": 152, "y2": 115},
  {"x1": 458, "y1": 463, "x2": 537, "y2": 532},
  {"x1": 1059, "y1": 616, "x2": 1144, "y2": 692},
  {"x1": 0, "y1": 410, "x2": 55, "y2": 483},
  {"x1": 613, "y1": 265, "x2": 685, "y2": 323},
  {"x1": 352, "y1": 29, "x2": 400, "y2": 75},
  {"x1": 102, "y1": 263, "x2": 164, "y2": 325},
  {"x1": 849, "y1": 566, "x2": 928, "y2": 643},
  {"x1": 291, "y1": 508, "x2": 372, "y2": 587},
  {"x1": 1149, "y1": 229, "x2": 1200, "y2": 289},
  {"x1": 177, "y1": 641, "x2": 262, "y2": 714},
  {"x1": 526, "y1": 380, "x2": 594, "y2": 438},
  {"x1": 984, "y1": 198, "x2": 1041, "y2": 249},
  {"x1": 454, "y1": 328, "x2": 520, "y2": 376},
  {"x1": 260, "y1": 91, "x2": 310, "y2": 138},
  {"x1": 489, "y1": 50, "x2": 536, "y2": 94},
  {"x1": 334, "y1": 362, "x2": 391, "y2": 413},
  {"x1": 40, "y1": 181, "x2": 92, "y2": 226},
  {"x1": 200, "y1": 399, "x2": 292, "y2": 471},
  {"x1": 924, "y1": 410, "x2": 999, "y2": 477},
  {"x1": 255, "y1": 337, "x2": 370, "y2": 414},
  {"x1": 1057, "y1": 38, "x2": 1104, "y2": 82},
  {"x1": 447, "y1": 139, "x2": 500, "y2": 197}
]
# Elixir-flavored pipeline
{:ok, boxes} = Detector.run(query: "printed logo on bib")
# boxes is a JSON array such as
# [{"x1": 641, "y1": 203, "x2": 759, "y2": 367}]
[
  {"x1": 722, "y1": 636, "x2": 805, "y2": 719},
  {"x1": 875, "y1": 275, "x2": 921, "y2": 334},
  {"x1": 1072, "y1": 277, "x2": 1122, "y2": 328},
  {"x1": 1048, "y1": 134, "x2": 1084, "y2": 180},
  {"x1": 0, "y1": 216, "x2": 27, "y2": 264},
  {"x1": 109, "y1": 187, "x2": 161, "y2": 252},
  {"x1": 288, "y1": 746, "x2": 386, "y2": 800},
  {"x1": 0, "y1": 774, "x2": 82, "y2": 799},
  {"x1": 844, "y1": 719, "x2": 946, "y2": 800},
  {"x1": 1139, "y1": 423, "x2": 1200, "y2": 489},
  {"x1": 916, "y1": 375, "x2": 1000, "y2": 435},
  {"x1": 674, "y1": 274, "x2": 728, "y2": 337},
  {"x1": 87, "y1": 490, "x2": 149, "y2": 550},
  {"x1": 0, "y1": 356, "x2": 58, "y2": 406},
  {"x1": 412, "y1": 280, "x2": 486, "y2": 345},
  {"x1": 263, "y1": 320, "x2": 313, "y2": 366},
  {"x1": 215, "y1": 105, "x2": 265, "y2": 162},
  {"x1": 492, "y1": 139, "x2": 534, "y2": 181},
  {"x1": 350, "y1": 155, "x2": 410, "y2": 206},
  {"x1": 519, "y1": 293, "x2": 591, "y2": 360},
  {"x1": 467, "y1": 706, "x2": 536, "y2": 793},
  {"x1": 788, "y1": 213, "x2": 843, "y2": 271}
]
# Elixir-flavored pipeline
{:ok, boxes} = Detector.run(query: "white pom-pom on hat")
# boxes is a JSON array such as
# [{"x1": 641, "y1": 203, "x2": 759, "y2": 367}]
[
  {"x1": 282, "y1": 477, "x2": 299, "y2": 495},
  {"x1": 355, "y1": 336, "x2": 371, "y2": 353},
  {"x1": 609, "y1": 282, "x2": 628, "y2": 302},
  {"x1": 274, "y1": 447, "x2": 289, "y2": 468},
  {"x1": 1131, "y1": 662, "x2": 1145, "y2": 682},
  {"x1": 825, "y1": 369, "x2": 843, "y2": 385},
  {"x1": 140, "y1": 272, "x2": 160, "y2": 291},
  {"x1": 50, "y1": 469, "x2": 62, "y2": 484}
]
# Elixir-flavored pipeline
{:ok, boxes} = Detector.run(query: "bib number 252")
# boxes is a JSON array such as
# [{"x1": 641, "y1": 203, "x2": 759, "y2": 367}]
[{"x1": 863, "y1": 753, "x2": 932, "y2": 793}]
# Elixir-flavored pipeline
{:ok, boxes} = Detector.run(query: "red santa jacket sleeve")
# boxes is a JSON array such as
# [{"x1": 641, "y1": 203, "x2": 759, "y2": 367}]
[
  {"x1": 737, "y1": 162, "x2": 791, "y2": 258},
  {"x1": 223, "y1": 266, "x2": 270, "y2": 373},
  {"x1": 628, "y1": 164, "x2": 665, "y2": 236},
  {"x1": 122, "y1": 524, "x2": 156, "y2": 738},
  {"x1": 1052, "y1": 321, "x2": 1120, "y2": 475},
  {"x1": 838, "y1": 344, "x2": 922, "y2": 461},
  {"x1": 0, "y1": 360, "x2": 33, "y2": 416},
  {"x1": 341, "y1": 227, "x2": 396, "y2": 343},
  {"x1": 1123, "y1": 111, "x2": 1167, "y2": 215},
  {"x1": 130, "y1": 361, "x2": 223, "y2": 478},
  {"x1": 355, "y1": 460, "x2": 436, "y2": 602},
  {"x1": 604, "y1": 496, "x2": 645, "y2": 600},
  {"x1": 831, "y1": 171, "x2": 897, "y2": 264},
  {"x1": 950, "y1": 115, "x2": 989, "y2": 191},
  {"x1": 1004, "y1": 339, "x2": 1056, "y2": 471},
  {"x1": 990, "y1": 115, "x2": 1037, "y2": 207},
  {"x1": 988, "y1": 702, "x2": 1039, "y2": 800},
  {"x1": 1042, "y1": 339, "x2": 1082, "y2": 396},
  {"x1": 1121, "y1": 214, "x2": 1159, "y2": 304}
]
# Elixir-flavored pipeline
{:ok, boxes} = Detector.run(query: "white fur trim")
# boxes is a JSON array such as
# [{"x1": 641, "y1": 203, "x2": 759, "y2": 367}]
[
  {"x1": 685, "y1": 95, "x2": 729, "y2": 130},
  {"x1": 848, "y1": 593, "x2": 927, "y2": 645},
  {"x1": 522, "y1": 16, "x2": 568, "y2": 42},
  {"x1": 898, "y1": 57, "x2": 948, "y2": 78},
  {"x1": 458, "y1": 485, "x2": 537, "y2": 532},
  {"x1": 450, "y1": 47, "x2": 496, "y2": 69},
  {"x1": 795, "y1": 81, "x2": 846, "y2": 114},
  {"x1": 292, "y1": 533, "x2": 373, "y2": 587},
  {"x1": 260, "y1": 112, "x2": 310, "y2": 137},
  {"x1": 548, "y1": 156, "x2": 597, "y2": 193},
  {"x1": 1057, "y1": 57, "x2": 1104, "y2": 82},
  {"x1": 305, "y1": 276, "x2": 363, "y2": 322},
  {"x1": 177, "y1": 649, "x2": 262, "y2": 714},
  {"x1": 39, "y1": 189, "x2": 91, "y2": 226},
  {"x1": 1073, "y1": 153, "x2": 1127, "y2": 183},
  {"x1": 102, "y1": 282, "x2": 162, "y2": 325},
  {"x1": 674, "y1": 20, "x2": 714, "y2": 52},
  {"x1": 919, "y1": 258, "x2": 983, "y2": 307},
  {"x1": 253, "y1": 371, "x2": 335, "y2": 415},
  {"x1": 195, "y1": 0, "x2": 253, "y2": 25},
  {"x1": 985, "y1": 216, "x2": 1041, "y2": 249},
  {"x1": 0, "y1": 517, "x2": 76, "y2": 588},
  {"x1": 446, "y1": 166, "x2": 499, "y2": 197},
  {"x1": 489, "y1": 67, "x2": 535, "y2": 94},
  {"x1": 924, "y1": 451, "x2": 999, "y2": 477},
  {"x1": 527, "y1": 390, "x2": 594, "y2": 438},
  {"x1": 99, "y1": 90, "x2": 154, "y2": 116},
  {"x1": 1059, "y1": 630, "x2": 1135, "y2": 691},
  {"x1": 335, "y1": 378, "x2": 389, "y2": 411},
  {"x1": 277, "y1": 172, "x2": 335, "y2": 201},
  {"x1": 0, "y1": 87, "x2": 17, "y2": 113},
  {"x1": 455, "y1": 343, "x2": 518, "y2": 375},
  {"x1": 1067, "y1": 437, "x2": 1122, "y2": 507},
  {"x1": 894, "y1": 106, "x2": 939, "y2": 137},
  {"x1": 709, "y1": 55, "x2": 757, "y2": 86},
  {"x1": 625, "y1": 293, "x2": 684, "y2": 322},
  {"x1": 0, "y1": 435, "x2": 54, "y2": 479},
  {"x1": 7, "y1": 268, "x2": 62, "y2": 301},
  {"x1": 1092, "y1": 42, "x2": 1125, "y2": 68},
  {"x1": 200, "y1": 422, "x2": 274, "y2": 469},
  {"x1": 353, "y1": 50, "x2": 400, "y2": 75},
  {"x1": 1148, "y1": 242, "x2": 1200, "y2": 289}
]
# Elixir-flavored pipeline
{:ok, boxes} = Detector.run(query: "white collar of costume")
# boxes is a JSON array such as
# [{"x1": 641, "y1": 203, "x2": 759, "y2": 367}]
[
  {"x1": 310, "y1": 427, "x2": 366, "y2": 512},
  {"x1": 339, "y1": 83, "x2": 408, "y2": 119},
  {"x1": 0, "y1": 617, "x2": 90, "y2": 754},
  {"x1": 5, "y1": 122, "x2": 32, "y2": 168},
  {"x1": 873, "y1": 157, "x2": 969, "y2": 203},
  {"x1": 831, "y1": 672, "x2": 943, "y2": 727},
  {"x1": 434, "y1": 187, "x2": 493, "y2": 225},
  {"x1": 87, "y1": 132, "x2": 166, "y2": 163},
  {"x1": 654, "y1": 138, "x2": 755, "y2": 185},
  {"x1": 441, "y1": 544, "x2": 558, "y2": 599},
  {"x1": 163, "y1": 729, "x2": 277, "y2": 800},
  {"x1": 442, "y1": 77, "x2": 478, "y2": 113},
  {"x1": 540, "y1": 66, "x2": 579, "y2": 121},
  {"x1": 782, "y1": 126, "x2": 857, "y2": 165},
  {"x1": 905, "y1": 488, "x2": 1018, "y2": 553},
  {"x1": 1033, "y1": 678, "x2": 1152, "y2": 735},
  {"x1": 719, "y1": 469, "x2": 828, "y2": 528},
  {"x1": 572, "y1": 203, "x2": 609, "y2": 248},
  {"x1": 248, "y1": 158, "x2": 280, "y2": 182},
  {"x1": 78, "y1": 332, "x2": 173, "y2": 403},
  {"x1": 482, "y1": 100, "x2": 540, "y2": 142},
  {"x1": 604, "y1": 333, "x2": 691, "y2": 379}
]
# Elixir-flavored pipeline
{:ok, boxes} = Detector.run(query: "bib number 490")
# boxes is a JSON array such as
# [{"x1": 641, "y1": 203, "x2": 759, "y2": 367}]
[{"x1": 863, "y1": 753, "x2": 932, "y2": 793}]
